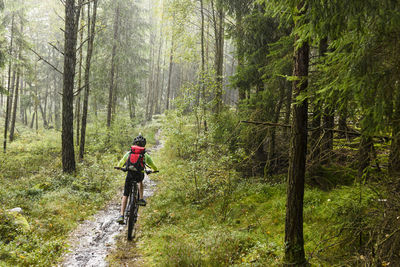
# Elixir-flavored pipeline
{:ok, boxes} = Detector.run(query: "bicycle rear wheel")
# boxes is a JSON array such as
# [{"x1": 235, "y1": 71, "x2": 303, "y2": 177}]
[{"x1": 127, "y1": 184, "x2": 139, "y2": 240}]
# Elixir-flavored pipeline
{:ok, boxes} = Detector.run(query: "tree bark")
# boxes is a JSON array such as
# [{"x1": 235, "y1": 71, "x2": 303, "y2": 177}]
[
  {"x1": 62, "y1": 0, "x2": 82, "y2": 173},
  {"x1": 212, "y1": 0, "x2": 224, "y2": 114},
  {"x1": 389, "y1": 86, "x2": 400, "y2": 175},
  {"x1": 9, "y1": 71, "x2": 20, "y2": 141},
  {"x1": 338, "y1": 105, "x2": 348, "y2": 136},
  {"x1": 3, "y1": 14, "x2": 14, "y2": 153},
  {"x1": 166, "y1": 36, "x2": 174, "y2": 110},
  {"x1": 358, "y1": 135, "x2": 372, "y2": 179},
  {"x1": 283, "y1": 81, "x2": 292, "y2": 138},
  {"x1": 107, "y1": 2, "x2": 120, "y2": 128},
  {"x1": 79, "y1": 0, "x2": 97, "y2": 160},
  {"x1": 30, "y1": 111, "x2": 35, "y2": 129},
  {"x1": 76, "y1": 8, "x2": 85, "y2": 146},
  {"x1": 265, "y1": 79, "x2": 285, "y2": 175},
  {"x1": 39, "y1": 103, "x2": 48, "y2": 128},
  {"x1": 19, "y1": 74, "x2": 24, "y2": 124},
  {"x1": 54, "y1": 74, "x2": 61, "y2": 130},
  {"x1": 154, "y1": 30, "x2": 163, "y2": 114},
  {"x1": 284, "y1": 2, "x2": 309, "y2": 265},
  {"x1": 310, "y1": 38, "x2": 328, "y2": 163},
  {"x1": 310, "y1": 99, "x2": 322, "y2": 161},
  {"x1": 200, "y1": 0, "x2": 208, "y2": 131}
]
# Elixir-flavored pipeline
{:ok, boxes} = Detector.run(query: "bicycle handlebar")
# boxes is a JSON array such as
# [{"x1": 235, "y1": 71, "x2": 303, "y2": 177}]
[{"x1": 114, "y1": 167, "x2": 159, "y2": 174}]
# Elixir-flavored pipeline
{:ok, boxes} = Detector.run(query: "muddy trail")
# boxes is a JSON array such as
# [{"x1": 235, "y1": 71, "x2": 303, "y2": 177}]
[{"x1": 60, "y1": 132, "x2": 163, "y2": 267}]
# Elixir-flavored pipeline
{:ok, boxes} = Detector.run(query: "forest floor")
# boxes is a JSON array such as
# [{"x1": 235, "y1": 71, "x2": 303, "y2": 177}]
[
  {"x1": 59, "y1": 177, "x2": 158, "y2": 267},
  {"x1": 106, "y1": 112, "x2": 384, "y2": 266},
  {"x1": 60, "y1": 126, "x2": 164, "y2": 267},
  {"x1": 0, "y1": 115, "x2": 161, "y2": 266}
]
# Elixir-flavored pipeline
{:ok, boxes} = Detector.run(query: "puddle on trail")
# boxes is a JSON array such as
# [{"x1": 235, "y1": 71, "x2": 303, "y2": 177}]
[{"x1": 60, "y1": 132, "x2": 162, "y2": 267}]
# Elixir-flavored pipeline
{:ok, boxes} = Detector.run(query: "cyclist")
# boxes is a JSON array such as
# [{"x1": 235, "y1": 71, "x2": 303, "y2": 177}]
[{"x1": 116, "y1": 134, "x2": 158, "y2": 224}]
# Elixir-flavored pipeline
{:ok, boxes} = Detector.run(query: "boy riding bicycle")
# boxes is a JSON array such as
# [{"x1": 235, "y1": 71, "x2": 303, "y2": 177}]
[{"x1": 116, "y1": 134, "x2": 158, "y2": 224}]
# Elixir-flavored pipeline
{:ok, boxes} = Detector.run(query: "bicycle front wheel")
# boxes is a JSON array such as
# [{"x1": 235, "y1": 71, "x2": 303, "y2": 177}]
[{"x1": 127, "y1": 184, "x2": 139, "y2": 241}]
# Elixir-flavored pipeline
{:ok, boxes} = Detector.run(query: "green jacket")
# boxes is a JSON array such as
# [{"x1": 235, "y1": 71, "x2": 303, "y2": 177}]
[{"x1": 117, "y1": 150, "x2": 158, "y2": 171}]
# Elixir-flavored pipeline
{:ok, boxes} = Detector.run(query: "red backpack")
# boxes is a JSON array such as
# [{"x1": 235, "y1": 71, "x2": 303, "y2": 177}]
[{"x1": 126, "y1": 145, "x2": 146, "y2": 171}]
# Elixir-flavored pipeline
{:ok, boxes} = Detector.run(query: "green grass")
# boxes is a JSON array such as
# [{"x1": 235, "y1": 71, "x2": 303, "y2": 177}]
[
  {"x1": 0, "y1": 114, "x2": 153, "y2": 266},
  {"x1": 108, "y1": 113, "x2": 379, "y2": 266}
]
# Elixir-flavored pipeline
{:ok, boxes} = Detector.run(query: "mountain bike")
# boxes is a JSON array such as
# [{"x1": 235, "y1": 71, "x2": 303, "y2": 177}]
[{"x1": 114, "y1": 167, "x2": 158, "y2": 240}]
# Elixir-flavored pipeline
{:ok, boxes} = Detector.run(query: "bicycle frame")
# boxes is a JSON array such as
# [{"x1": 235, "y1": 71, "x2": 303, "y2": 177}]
[
  {"x1": 114, "y1": 167, "x2": 158, "y2": 241},
  {"x1": 125, "y1": 181, "x2": 139, "y2": 241}
]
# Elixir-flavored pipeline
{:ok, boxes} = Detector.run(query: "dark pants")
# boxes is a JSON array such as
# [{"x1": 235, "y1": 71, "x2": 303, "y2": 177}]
[{"x1": 123, "y1": 171, "x2": 144, "y2": 196}]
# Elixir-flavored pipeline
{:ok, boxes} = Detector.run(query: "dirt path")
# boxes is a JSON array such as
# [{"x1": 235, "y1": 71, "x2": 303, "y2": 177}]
[{"x1": 60, "y1": 131, "x2": 162, "y2": 267}]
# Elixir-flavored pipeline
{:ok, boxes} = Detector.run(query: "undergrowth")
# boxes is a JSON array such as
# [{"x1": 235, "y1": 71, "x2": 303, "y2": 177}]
[
  {"x1": 115, "y1": 111, "x2": 384, "y2": 266},
  {"x1": 0, "y1": 113, "x2": 157, "y2": 266}
]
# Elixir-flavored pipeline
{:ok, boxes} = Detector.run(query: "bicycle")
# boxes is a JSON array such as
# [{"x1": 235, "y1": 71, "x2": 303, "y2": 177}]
[{"x1": 114, "y1": 166, "x2": 158, "y2": 240}]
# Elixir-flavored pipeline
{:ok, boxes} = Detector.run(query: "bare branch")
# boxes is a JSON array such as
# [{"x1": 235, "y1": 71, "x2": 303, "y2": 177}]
[
  {"x1": 73, "y1": 81, "x2": 93, "y2": 96},
  {"x1": 53, "y1": 8, "x2": 65, "y2": 21},
  {"x1": 76, "y1": 36, "x2": 89, "y2": 52},
  {"x1": 73, "y1": 83, "x2": 86, "y2": 96},
  {"x1": 29, "y1": 47, "x2": 63, "y2": 75},
  {"x1": 48, "y1": 42, "x2": 64, "y2": 55},
  {"x1": 78, "y1": 0, "x2": 95, "y2": 8}
]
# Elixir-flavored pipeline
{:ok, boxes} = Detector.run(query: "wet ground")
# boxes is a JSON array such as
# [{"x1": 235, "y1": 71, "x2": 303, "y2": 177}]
[{"x1": 60, "y1": 132, "x2": 162, "y2": 267}]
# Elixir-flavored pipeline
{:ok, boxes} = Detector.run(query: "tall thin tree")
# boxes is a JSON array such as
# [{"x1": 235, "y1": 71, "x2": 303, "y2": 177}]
[
  {"x1": 107, "y1": 2, "x2": 120, "y2": 128},
  {"x1": 3, "y1": 14, "x2": 14, "y2": 153},
  {"x1": 284, "y1": 2, "x2": 309, "y2": 265},
  {"x1": 62, "y1": 0, "x2": 82, "y2": 172},
  {"x1": 79, "y1": 0, "x2": 98, "y2": 159}
]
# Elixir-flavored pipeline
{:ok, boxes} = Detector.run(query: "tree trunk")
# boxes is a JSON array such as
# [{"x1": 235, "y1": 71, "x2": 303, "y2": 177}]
[
  {"x1": 30, "y1": 111, "x2": 35, "y2": 129},
  {"x1": 389, "y1": 86, "x2": 400, "y2": 175},
  {"x1": 112, "y1": 66, "x2": 119, "y2": 116},
  {"x1": 35, "y1": 89, "x2": 38, "y2": 131},
  {"x1": 24, "y1": 108, "x2": 27, "y2": 125},
  {"x1": 62, "y1": 0, "x2": 82, "y2": 173},
  {"x1": 265, "y1": 79, "x2": 285, "y2": 175},
  {"x1": 19, "y1": 75, "x2": 24, "y2": 124},
  {"x1": 44, "y1": 86, "x2": 48, "y2": 126},
  {"x1": 3, "y1": 14, "x2": 14, "y2": 153},
  {"x1": 310, "y1": 99, "x2": 322, "y2": 162},
  {"x1": 166, "y1": 36, "x2": 174, "y2": 110},
  {"x1": 310, "y1": 38, "x2": 328, "y2": 164},
  {"x1": 358, "y1": 135, "x2": 372, "y2": 179},
  {"x1": 79, "y1": 0, "x2": 97, "y2": 160},
  {"x1": 338, "y1": 105, "x2": 348, "y2": 136},
  {"x1": 54, "y1": 75, "x2": 61, "y2": 130},
  {"x1": 107, "y1": 2, "x2": 120, "y2": 128},
  {"x1": 284, "y1": 2, "x2": 309, "y2": 265},
  {"x1": 283, "y1": 81, "x2": 292, "y2": 138},
  {"x1": 154, "y1": 30, "x2": 163, "y2": 114},
  {"x1": 39, "y1": 103, "x2": 48, "y2": 128},
  {"x1": 128, "y1": 93, "x2": 134, "y2": 119},
  {"x1": 235, "y1": 9, "x2": 246, "y2": 102},
  {"x1": 9, "y1": 71, "x2": 20, "y2": 141},
  {"x1": 200, "y1": 0, "x2": 208, "y2": 131},
  {"x1": 159, "y1": 45, "x2": 166, "y2": 113},
  {"x1": 147, "y1": 33, "x2": 156, "y2": 120},
  {"x1": 76, "y1": 8, "x2": 85, "y2": 146},
  {"x1": 212, "y1": 0, "x2": 224, "y2": 114}
]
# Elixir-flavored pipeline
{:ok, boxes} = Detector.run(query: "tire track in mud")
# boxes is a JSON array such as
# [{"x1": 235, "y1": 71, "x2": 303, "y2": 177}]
[{"x1": 60, "y1": 131, "x2": 162, "y2": 267}]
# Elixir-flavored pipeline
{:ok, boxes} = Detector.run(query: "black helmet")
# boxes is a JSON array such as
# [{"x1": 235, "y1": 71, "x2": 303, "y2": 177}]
[{"x1": 133, "y1": 134, "x2": 146, "y2": 147}]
